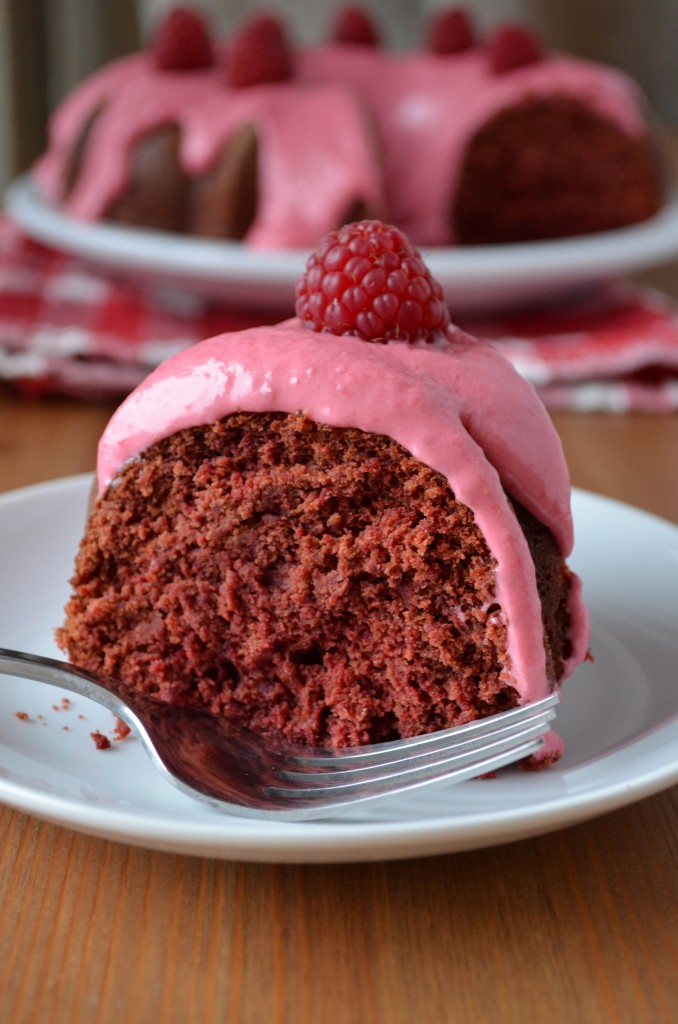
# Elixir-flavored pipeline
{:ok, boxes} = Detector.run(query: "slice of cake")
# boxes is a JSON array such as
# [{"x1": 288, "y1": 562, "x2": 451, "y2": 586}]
[{"x1": 57, "y1": 221, "x2": 589, "y2": 762}]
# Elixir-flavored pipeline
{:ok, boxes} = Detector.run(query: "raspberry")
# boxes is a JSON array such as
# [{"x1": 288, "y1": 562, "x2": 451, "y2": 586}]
[
  {"x1": 487, "y1": 23, "x2": 544, "y2": 74},
  {"x1": 152, "y1": 7, "x2": 213, "y2": 71},
  {"x1": 332, "y1": 6, "x2": 380, "y2": 47},
  {"x1": 426, "y1": 7, "x2": 475, "y2": 55},
  {"x1": 225, "y1": 15, "x2": 293, "y2": 87},
  {"x1": 295, "y1": 220, "x2": 450, "y2": 344}
]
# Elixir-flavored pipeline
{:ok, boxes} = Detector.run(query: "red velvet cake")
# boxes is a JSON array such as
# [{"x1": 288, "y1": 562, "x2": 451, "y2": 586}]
[
  {"x1": 57, "y1": 221, "x2": 590, "y2": 761},
  {"x1": 34, "y1": 7, "x2": 663, "y2": 248}
]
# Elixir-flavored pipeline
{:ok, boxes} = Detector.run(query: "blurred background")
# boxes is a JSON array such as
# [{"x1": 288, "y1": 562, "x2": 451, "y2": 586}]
[{"x1": 1, "y1": 0, "x2": 677, "y2": 193}]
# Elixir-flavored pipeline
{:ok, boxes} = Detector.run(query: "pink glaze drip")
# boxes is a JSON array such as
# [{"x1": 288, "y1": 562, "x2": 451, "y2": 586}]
[
  {"x1": 35, "y1": 43, "x2": 651, "y2": 247},
  {"x1": 96, "y1": 322, "x2": 590, "y2": 704},
  {"x1": 532, "y1": 729, "x2": 566, "y2": 764},
  {"x1": 35, "y1": 55, "x2": 383, "y2": 249}
]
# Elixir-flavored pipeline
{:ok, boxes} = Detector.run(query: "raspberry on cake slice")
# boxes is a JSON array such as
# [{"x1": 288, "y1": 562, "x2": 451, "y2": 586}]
[{"x1": 295, "y1": 220, "x2": 449, "y2": 343}]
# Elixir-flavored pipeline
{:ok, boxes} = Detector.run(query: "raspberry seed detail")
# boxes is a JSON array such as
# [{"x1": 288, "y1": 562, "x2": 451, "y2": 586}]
[{"x1": 295, "y1": 221, "x2": 450, "y2": 344}]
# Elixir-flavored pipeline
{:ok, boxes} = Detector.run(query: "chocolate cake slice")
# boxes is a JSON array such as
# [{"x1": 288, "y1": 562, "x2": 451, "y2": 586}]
[{"x1": 58, "y1": 220, "x2": 590, "y2": 762}]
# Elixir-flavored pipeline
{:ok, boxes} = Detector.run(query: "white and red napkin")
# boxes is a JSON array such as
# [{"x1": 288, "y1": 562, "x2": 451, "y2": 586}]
[{"x1": 1, "y1": 217, "x2": 678, "y2": 410}]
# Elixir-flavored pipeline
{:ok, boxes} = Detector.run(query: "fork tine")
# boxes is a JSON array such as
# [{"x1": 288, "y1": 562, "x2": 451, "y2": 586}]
[
  {"x1": 288, "y1": 693, "x2": 560, "y2": 769},
  {"x1": 266, "y1": 734, "x2": 546, "y2": 810},
  {"x1": 277, "y1": 710, "x2": 556, "y2": 786},
  {"x1": 269, "y1": 717, "x2": 552, "y2": 804},
  {"x1": 0, "y1": 647, "x2": 562, "y2": 820}
]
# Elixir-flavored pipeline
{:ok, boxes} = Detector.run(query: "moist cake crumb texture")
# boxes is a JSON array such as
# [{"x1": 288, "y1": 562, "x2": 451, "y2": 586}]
[{"x1": 58, "y1": 413, "x2": 572, "y2": 748}]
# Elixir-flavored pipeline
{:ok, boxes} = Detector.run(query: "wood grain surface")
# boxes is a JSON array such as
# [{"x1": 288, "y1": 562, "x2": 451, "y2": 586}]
[{"x1": 1, "y1": 366, "x2": 677, "y2": 1022}]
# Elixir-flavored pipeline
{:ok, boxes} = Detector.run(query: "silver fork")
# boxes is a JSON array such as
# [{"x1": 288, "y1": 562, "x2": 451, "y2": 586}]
[{"x1": 0, "y1": 648, "x2": 559, "y2": 821}]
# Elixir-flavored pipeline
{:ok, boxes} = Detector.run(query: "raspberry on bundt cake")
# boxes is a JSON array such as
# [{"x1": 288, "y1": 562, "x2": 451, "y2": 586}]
[
  {"x1": 33, "y1": 5, "x2": 664, "y2": 248},
  {"x1": 57, "y1": 221, "x2": 590, "y2": 762}
]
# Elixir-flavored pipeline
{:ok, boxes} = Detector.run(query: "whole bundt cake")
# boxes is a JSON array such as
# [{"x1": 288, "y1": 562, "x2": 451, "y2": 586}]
[{"x1": 34, "y1": 6, "x2": 664, "y2": 248}]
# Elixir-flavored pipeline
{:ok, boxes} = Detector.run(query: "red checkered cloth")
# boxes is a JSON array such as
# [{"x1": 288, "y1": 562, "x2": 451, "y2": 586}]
[
  {"x1": 1, "y1": 217, "x2": 678, "y2": 410},
  {"x1": 461, "y1": 285, "x2": 678, "y2": 412}
]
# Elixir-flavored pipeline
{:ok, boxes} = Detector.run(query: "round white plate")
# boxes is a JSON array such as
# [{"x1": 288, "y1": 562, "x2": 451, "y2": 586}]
[
  {"x1": 0, "y1": 475, "x2": 676, "y2": 863},
  {"x1": 7, "y1": 175, "x2": 678, "y2": 313}
]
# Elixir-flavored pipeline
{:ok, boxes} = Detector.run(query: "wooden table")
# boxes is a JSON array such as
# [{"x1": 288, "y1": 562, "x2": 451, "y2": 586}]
[{"x1": 1, "y1": 377, "x2": 677, "y2": 1022}]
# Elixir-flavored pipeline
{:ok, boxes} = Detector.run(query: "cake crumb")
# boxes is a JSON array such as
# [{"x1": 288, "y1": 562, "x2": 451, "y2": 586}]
[
  {"x1": 90, "y1": 730, "x2": 111, "y2": 750},
  {"x1": 113, "y1": 716, "x2": 131, "y2": 741},
  {"x1": 14, "y1": 711, "x2": 30, "y2": 722}
]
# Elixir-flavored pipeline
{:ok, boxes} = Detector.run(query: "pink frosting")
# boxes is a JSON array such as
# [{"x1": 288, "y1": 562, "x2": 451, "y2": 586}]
[
  {"x1": 35, "y1": 55, "x2": 384, "y2": 249},
  {"x1": 300, "y1": 46, "x2": 648, "y2": 244},
  {"x1": 96, "y1": 321, "x2": 590, "y2": 703},
  {"x1": 35, "y1": 43, "x2": 650, "y2": 247}
]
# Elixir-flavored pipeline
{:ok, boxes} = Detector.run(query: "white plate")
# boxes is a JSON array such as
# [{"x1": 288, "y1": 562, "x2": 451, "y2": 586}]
[
  {"x1": 0, "y1": 475, "x2": 676, "y2": 863},
  {"x1": 7, "y1": 175, "x2": 678, "y2": 313}
]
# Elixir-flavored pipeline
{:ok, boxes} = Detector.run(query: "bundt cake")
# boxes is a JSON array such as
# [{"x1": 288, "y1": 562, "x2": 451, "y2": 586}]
[
  {"x1": 57, "y1": 221, "x2": 590, "y2": 761},
  {"x1": 33, "y1": 6, "x2": 664, "y2": 249}
]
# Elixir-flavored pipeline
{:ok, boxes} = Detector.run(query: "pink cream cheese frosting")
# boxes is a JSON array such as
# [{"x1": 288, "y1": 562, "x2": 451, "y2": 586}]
[
  {"x1": 35, "y1": 43, "x2": 651, "y2": 247},
  {"x1": 299, "y1": 45, "x2": 649, "y2": 244},
  {"x1": 35, "y1": 55, "x2": 384, "y2": 249},
  {"x1": 96, "y1": 321, "x2": 590, "y2": 707}
]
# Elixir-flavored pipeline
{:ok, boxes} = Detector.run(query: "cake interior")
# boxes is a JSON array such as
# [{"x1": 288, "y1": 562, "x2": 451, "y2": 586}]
[
  {"x1": 453, "y1": 97, "x2": 663, "y2": 244},
  {"x1": 58, "y1": 413, "x2": 573, "y2": 748}
]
